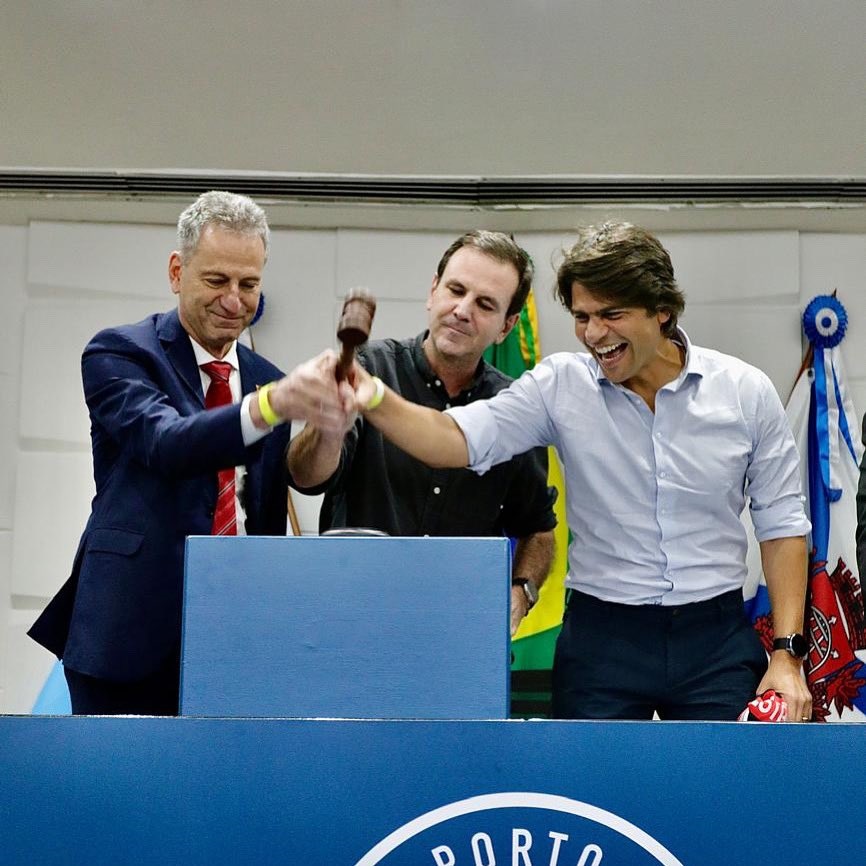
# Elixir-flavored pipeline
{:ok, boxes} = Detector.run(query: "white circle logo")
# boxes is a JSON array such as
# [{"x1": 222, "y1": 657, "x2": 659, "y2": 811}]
[{"x1": 356, "y1": 792, "x2": 684, "y2": 865}]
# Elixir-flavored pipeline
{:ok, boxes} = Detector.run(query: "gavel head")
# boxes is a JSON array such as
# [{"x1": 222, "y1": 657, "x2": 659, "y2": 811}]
[{"x1": 337, "y1": 288, "x2": 377, "y2": 348}]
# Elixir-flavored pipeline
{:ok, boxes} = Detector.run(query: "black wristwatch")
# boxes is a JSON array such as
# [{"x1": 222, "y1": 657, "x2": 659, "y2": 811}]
[
  {"x1": 512, "y1": 577, "x2": 539, "y2": 611},
  {"x1": 773, "y1": 633, "x2": 808, "y2": 659}
]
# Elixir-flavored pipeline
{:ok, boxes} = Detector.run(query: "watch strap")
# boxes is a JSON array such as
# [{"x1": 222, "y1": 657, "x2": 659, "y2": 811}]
[
  {"x1": 772, "y1": 633, "x2": 808, "y2": 659},
  {"x1": 512, "y1": 577, "x2": 538, "y2": 610}
]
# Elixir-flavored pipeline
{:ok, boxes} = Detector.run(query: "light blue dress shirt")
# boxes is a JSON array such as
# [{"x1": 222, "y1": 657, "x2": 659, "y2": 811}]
[{"x1": 446, "y1": 331, "x2": 810, "y2": 606}]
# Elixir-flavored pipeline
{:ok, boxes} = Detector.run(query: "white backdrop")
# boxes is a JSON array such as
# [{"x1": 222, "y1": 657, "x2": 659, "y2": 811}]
[{"x1": 1, "y1": 213, "x2": 865, "y2": 712}]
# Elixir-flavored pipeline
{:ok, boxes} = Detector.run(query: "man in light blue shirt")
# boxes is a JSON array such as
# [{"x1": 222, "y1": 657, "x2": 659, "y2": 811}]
[{"x1": 350, "y1": 222, "x2": 813, "y2": 722}]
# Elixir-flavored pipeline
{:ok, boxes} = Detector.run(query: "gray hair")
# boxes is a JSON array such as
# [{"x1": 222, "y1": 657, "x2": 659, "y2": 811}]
[{"x1": 176, "y1": 190, "x2": 270, "y2": 262}]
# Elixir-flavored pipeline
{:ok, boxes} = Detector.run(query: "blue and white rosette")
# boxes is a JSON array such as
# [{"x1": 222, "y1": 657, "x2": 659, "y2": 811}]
[{"x1": 803, "y1": 295, "x2": 857, "y2": 509}]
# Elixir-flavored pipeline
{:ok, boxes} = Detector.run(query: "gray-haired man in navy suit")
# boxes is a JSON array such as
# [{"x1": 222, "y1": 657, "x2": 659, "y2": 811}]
[{"x1": 29, "y1": 191, "x2": 355, "y2": 715}]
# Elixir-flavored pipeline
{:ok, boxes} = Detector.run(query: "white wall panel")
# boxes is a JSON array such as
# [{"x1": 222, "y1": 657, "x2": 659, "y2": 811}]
[
  {"x1": 365, "y1": 299, "x2": 429, "y2": 347},
  {"x1": 336, "y1": 230, "x2": 457, "y2": 300},
  {"x1": 27, "y1": 221, "x2": 176, "y2": 297},
  {"x1": 680, "y1": 305, "x2": 804, "y2": 397},
  {"x1": 521, "y1": 231, "x2": 580, "y2": 359},
  {"x1": 3, "y1": 610, "x2": 56, "y2": 714},
  {"x1": 0, "y1": 226, "x2": 27, "y2": 375},
  {"x1": 659, "y1": 231, "x2": 800, "y2": 303},
  {"x1": 251, "y1": 229, "x2": 338, "y2": 374},
  {"x1": 0, "y1": 374, "x2": 15, "y2": 529},
  {"x1": 0, "y1": 531, "x2": 10, "y2": 694},
  {"x1": 799, "y1": 233, "x2": 866, "y2": 375},
  {"x1": 19, "y1": 299, "x2": 170, "y2": 444},
  {"x1": 11, "y1": 451, "x2": 94, "y2": 600}
]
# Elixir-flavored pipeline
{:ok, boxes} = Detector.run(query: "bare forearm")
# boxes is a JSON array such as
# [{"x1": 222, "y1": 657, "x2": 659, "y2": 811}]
[
  {"x1": 760, "y1": 535, "x2": 808, "y2": 637},
  {"x1": 512, "y1": 530, "x2": 555, "y2": 589},
  {"x1": 757, "y1": 534, "x2": 812, "y2": 720},
  {"x1": 287, "y1": 423, "x2": 344, "y2": 488},
  {"x1": 363, "y1": 382, "x2": 469, "y2": 469}
]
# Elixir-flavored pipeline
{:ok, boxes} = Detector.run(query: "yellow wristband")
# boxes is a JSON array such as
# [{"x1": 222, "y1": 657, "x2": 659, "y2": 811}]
[
  {"x1": 366, "y1": 376, "x2": 385, "y2": 411},
  {"x1": 257, "y1": 382, "x2": 281, "y2": 427}
]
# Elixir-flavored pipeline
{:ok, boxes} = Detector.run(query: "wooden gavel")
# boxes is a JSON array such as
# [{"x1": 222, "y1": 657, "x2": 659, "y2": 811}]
[{"x1": 335, "y1": 288, "x2": 377, "y2": 382}]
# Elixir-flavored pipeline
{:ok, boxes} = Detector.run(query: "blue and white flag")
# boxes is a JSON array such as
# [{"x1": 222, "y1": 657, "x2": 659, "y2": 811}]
[{"x1": 745, "y1": 295, "x2": 866, "y2": 721}]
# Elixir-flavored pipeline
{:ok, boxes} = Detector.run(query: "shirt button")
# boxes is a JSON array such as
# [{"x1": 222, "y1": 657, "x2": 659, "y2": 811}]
[
  {"x1": 659, "y1": 471, "x2": 666, "y2": 478},
  {"x1": 433, "y1": 487, "x2": 441, "y2": 494},
  {"x1": 444, "y1": 402, "x2": 451, "y2": 408},
  {"x1": 655, "y1": 431, "x2": 662, "y2": 439},
  {"x1": 435, "y1": 379, "x2": 442, "y2": 386}
]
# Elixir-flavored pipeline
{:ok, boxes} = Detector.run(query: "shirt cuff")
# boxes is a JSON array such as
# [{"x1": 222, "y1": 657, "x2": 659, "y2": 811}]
[
  {"x1": 750, "y1": 496, "x2": 812, "y2": 542},
  {"x1": 240, "y1": 392, "x2": 271, "y2": 446},
  {"x1": 445, "y1": 402, "x2": 500, "y2": 475}
]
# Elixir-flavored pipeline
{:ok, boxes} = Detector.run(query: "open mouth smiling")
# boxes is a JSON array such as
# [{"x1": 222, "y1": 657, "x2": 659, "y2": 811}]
[{"x1": 594, "y1": 342, "x2": 627, "y2": 364}]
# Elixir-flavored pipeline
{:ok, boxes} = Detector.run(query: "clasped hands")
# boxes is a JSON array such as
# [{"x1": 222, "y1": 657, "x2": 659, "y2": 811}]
[{"x1": 264, "y1": 350, "x2": 377, "y2": 434}]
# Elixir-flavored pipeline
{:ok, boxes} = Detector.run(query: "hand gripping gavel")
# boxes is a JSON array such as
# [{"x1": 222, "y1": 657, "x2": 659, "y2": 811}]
[{"x1": 335, "y1": 288, "x2": 377, "y2": 382}]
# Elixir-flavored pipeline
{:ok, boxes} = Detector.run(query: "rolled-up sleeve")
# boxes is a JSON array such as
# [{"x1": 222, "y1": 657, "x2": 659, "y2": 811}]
[
  {"x1": 747, "y1": 376, "x2": 812, "y2": 541},
  {"x1": 446, "y1": 361, "x2": 556, "y2": 475}
]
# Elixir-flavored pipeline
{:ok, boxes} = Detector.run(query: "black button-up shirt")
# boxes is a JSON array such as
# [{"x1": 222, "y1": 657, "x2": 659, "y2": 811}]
[{"x1": 307, "y1": 333, "x2": 556, "y2": 538}]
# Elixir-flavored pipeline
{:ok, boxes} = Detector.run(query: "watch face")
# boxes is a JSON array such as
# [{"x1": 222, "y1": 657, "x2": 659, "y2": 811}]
[{"x1": 789, "y1": 633, "x2": 808, "y2": 658}]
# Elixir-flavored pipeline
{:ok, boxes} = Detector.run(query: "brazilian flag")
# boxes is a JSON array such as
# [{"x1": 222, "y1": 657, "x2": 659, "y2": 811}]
[{"x1": 483, "y1": 289, "x2": 569, "y2": 717}]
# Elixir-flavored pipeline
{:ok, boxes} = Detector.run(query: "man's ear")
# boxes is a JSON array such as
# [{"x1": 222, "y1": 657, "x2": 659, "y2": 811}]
[
  {"x1": 495, "y1": 313, "x2": 520, "y2": 344},
  {"x1": 168, "y1": 251, "x2": 183, "y2": 296},
  {"x1": 425, "y1": 274, "x2": 439, "y2": 311}
]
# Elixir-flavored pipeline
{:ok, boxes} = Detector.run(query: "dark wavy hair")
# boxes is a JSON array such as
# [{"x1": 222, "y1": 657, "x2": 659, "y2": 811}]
[{"x1": 555, "y1": 222, "x2": 684, "y2": 337}]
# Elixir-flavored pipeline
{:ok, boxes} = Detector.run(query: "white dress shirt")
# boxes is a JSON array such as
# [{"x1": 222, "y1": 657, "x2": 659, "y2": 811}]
[
  {"x1": 190, "y1": 338, "x2": 271, "y2": 536},
  {"x1": 446, "y1": 330, "x2": 811, "y2": 606}
]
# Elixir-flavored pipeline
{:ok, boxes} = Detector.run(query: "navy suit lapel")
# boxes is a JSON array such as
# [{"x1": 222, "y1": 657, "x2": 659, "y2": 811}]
[
  {"x1": 238, "y1": 344, "x2": 271, "y2": 397},
  {"x1": 157, "y1": 309, "x2": 205, "y2": 406}
]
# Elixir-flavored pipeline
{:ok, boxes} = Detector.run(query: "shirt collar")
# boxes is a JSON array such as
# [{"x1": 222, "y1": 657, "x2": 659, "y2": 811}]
[
  {"x1": 189, "y1": 336, "x2": 240, "y2": 371},
  {"x1": 670, "y1": 328, "x2": 703, "y2": 385}
]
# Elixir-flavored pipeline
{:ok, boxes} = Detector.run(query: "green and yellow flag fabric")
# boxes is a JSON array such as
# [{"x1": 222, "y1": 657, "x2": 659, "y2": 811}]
[{"x1": 483, "y1": 289, "x2": 569, "y2": 714}]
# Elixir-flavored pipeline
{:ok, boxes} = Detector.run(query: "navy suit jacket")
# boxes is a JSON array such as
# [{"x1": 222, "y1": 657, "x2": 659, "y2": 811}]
[{"x1": 29, "y1": 309, "x2": 292, "y2": 681}]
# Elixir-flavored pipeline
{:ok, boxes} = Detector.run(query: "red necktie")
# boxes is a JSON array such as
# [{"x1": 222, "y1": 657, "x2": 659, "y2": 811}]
[{"x1": 201, "y1": 361, "x2": 237, "y2": 536}]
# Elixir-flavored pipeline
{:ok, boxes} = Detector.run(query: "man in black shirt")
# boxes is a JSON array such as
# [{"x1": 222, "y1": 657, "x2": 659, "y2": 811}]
[{"x1": 288, "y1": 231, "x2": 556, "y2": 634}]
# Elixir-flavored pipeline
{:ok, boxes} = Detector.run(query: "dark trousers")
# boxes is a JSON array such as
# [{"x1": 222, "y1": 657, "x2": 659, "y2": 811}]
[
  {"x1": 552, "y1": 589, "x2": 767, "y2": 721},
  {"x1": 64, "y1": 650, "x2": 180, "y2": 716}
]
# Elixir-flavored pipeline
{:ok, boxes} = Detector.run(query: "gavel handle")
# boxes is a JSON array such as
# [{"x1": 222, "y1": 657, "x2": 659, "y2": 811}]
[{"x1": 335, "y1": 344, "x2": 354, "y2": 382}]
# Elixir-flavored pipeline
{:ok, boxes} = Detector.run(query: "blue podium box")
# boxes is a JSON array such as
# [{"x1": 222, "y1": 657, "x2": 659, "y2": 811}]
[{"x1": 180, "y1": 536, "x2": 511, "y2": 719}]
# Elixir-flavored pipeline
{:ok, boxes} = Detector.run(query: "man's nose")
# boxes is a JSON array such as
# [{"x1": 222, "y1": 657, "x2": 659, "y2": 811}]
[
  {"x1": 453, "y1": 296, "x2": 472, "y2": 318},
  {"x1": 584, "y1": 317, "x2": 607, "y2": 344},
  {"x1": 220, "y1": 284, "x2": 242, "y2": 314}
]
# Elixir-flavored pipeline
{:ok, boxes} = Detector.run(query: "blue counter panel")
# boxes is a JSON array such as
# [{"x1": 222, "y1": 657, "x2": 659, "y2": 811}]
[
  {"x1": 181, "y1": 537, "x2": 511, "y2": 719},
  {"x1": 1, "y1": 717, "x2": 864, "y2": 865}
]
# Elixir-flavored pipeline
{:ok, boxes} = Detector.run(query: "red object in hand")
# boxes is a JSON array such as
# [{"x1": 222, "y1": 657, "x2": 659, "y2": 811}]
[{"x1": 737, "y1": 689, "x2": 789, "y2": 722}]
